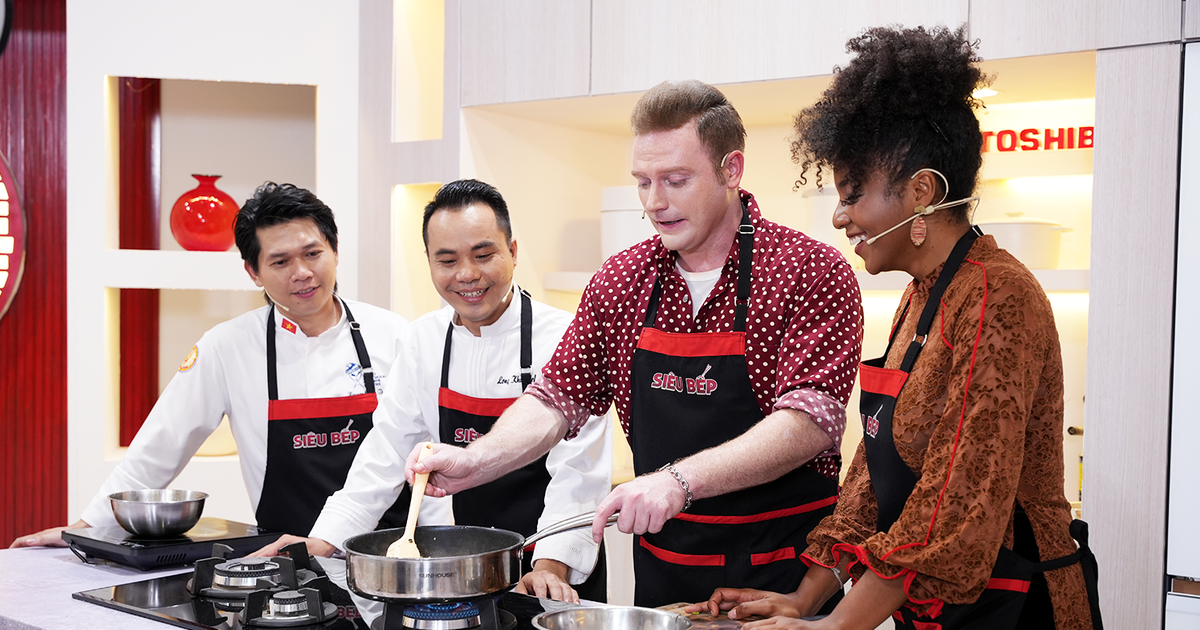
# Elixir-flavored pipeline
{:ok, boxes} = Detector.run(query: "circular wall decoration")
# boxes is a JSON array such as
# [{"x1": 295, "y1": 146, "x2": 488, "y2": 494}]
[
  {"x1": 0, "y1": 0, "x2": 11, "y2": 60},
  {"x1": 0, "y1": 151, "x2": 25, "y2": 321}
]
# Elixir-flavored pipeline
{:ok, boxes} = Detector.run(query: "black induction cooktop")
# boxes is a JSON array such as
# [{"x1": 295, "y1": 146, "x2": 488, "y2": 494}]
[{"x1": 62, "y1": 517, "x2": 282, "y2": 570}]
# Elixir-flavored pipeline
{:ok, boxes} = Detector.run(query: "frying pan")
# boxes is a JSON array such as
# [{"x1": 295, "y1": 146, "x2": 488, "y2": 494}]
[{"x1": 345, "y1": 512, "x2": 616, "y2": 603}]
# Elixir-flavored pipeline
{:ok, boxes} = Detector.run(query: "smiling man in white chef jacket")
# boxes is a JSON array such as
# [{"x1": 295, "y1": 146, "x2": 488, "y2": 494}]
[
  {"x1": 256, "y1": 179, "x2": 612, "y2": 604},
  {"x1": 10, "y1": 182, "x2": 418, "y2": 547}
]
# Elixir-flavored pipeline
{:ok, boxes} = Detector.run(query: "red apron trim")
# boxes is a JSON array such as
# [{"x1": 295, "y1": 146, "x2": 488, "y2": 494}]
[
  {"x1": 438, "y1": 388, "x2": 517, "y2": 417},
  {"x1": 750, "y1": 547, "x2": 796, "y2": 566},
  {"x1": 636, "y1": 327, "x2": 745, "y2": 357},
  {"x1": 858, "y1": 363, "x2": 910, "y2": 398},
  {"x1": 268, "y1": 392, "x2": 378, "y2": 421},
  {"x1": 986, "y1": 577, "x2": 1031, "y2": 593},
  {"x1": 639, "y1": 537, "x2": 725, "y2": 566},
  {"x1": 880, "y1": 259, "x2": 988, "y2": 571},
  {"x1": 913, "y1": 621, "x2": 943, "y2": 630},
  {"x1": 674, "y1": 494, "x2": 838, "y2": 524}
]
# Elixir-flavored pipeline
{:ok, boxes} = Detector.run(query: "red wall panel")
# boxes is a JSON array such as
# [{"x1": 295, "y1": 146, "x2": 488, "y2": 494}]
[
  {"x1": 0, "y1": 0, "x2": 68, "y2": 546},
  {"x1": 118, "y1": 77, "x2": 161, "y2": 446}
]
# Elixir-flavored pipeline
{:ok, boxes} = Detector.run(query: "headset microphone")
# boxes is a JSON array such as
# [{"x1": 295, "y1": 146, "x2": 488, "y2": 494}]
[
  {"x1": 863, "y1": 169, "x2": 978, "y2": 246},
  {"x1": 264, "y1": 291, "x2": 291, "y2": 312}
]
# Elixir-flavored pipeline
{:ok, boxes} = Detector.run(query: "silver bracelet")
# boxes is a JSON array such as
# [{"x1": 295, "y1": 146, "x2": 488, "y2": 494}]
[
  {"x1": 658, "y1": 463, "x2": 693, "y2": 512},
  {"x1": 830, "y1": 565, "x2": 847, "y2": 587}
]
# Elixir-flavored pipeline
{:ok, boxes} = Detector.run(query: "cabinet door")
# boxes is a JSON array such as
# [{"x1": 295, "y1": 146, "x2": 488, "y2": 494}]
[
  {"x1": 970, "y1": 0, "x2": 1181, "y2": 60},
  {"x1": 460, "y1": 0, "x2": 591, "y2": 106},
  {"x1": 1169, "y1": 41, "x2": 1200, "y2": 582},
  {"x1": 591, "y1": 0, "x2": 967, "y2": 96}
]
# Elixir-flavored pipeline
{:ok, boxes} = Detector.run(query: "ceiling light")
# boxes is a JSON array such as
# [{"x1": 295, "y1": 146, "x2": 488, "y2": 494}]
[{"x1": 973, "y1": 88, "x2": 998, "y2": 98}]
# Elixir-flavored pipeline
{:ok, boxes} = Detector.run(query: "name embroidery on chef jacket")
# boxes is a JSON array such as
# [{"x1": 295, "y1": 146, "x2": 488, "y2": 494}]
[
  {"x1": 293, "y1": 419, "x2": 363, "y2": 449},
  {"x1": 649, "y1": 364, "x2": 719, "y2": 396},
  {"x1": 345, "y1": 362, "x2": 385, "y2": 393}
]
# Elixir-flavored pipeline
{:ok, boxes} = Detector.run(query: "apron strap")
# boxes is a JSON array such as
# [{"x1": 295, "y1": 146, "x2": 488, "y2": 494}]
[
  {"x1": 898, "y1": 226, "x2": 982, "y2": 372},
  {"x1": 643, "y1": 205, "x2": 754, "y2": 331},
  {"x1": 267, "y1": 298, "x2": 373, "y2": 401},
  {"x1": 518, "y1": 289, "x2": 534, "y2": 392},
  {"x1": 441, "y1": 287, "x2": 534, "y2": 393}
]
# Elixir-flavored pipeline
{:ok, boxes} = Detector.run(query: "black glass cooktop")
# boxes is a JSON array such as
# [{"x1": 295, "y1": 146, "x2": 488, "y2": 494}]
[
  {"x1": 73, "y1": 571, "x2": 359, "y2": 630},
  {"x1": 62, "y1": 518, "x2": 282, "y2": 570}
]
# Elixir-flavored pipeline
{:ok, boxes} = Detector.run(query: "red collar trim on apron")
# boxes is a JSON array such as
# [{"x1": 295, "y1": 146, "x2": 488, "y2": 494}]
[
  {"x1": 268, "y1": 392, "x2": 378, "y2": 421},
  {"x1": 858, "y1": 363, "x2": 910, "y2": 398},
  {"x1": 985, "y1": 577, "x2": 1031, "y2": 593},
  {"x1": 674, "y1": 495, "x2": 838, "y2": 524},
  {"x1": 638, "y1": 537, "x2": 725, "y2": 566},
  {"x1": 438, "y1": 388, "x2": 518, "y2": 417},
  {"x1": 636, "y1": 327, "x2": 746, "y2": 357}
]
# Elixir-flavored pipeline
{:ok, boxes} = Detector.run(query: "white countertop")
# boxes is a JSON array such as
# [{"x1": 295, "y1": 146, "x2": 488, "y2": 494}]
[{"x1": 0, "y1": 546, "x2": 189, "y2": 630}]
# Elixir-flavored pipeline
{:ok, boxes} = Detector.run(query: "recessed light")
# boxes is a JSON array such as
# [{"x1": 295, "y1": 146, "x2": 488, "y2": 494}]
[{"x1": 973, "y1": 88, "x2": 998, "y2": 98}]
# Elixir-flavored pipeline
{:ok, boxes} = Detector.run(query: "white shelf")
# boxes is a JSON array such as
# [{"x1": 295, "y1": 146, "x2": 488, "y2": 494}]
[
  {"x1": 547, "y1": 268, "x2": 1089, "y2": 295},
  {"x1": 102, "y1": 250, "x2": 258, "y2": 291}
]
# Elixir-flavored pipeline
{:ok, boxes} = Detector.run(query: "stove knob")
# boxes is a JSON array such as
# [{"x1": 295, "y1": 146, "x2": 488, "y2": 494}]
[{"x1": 268, "y1": 590, "x2": 309, "y2": 617}]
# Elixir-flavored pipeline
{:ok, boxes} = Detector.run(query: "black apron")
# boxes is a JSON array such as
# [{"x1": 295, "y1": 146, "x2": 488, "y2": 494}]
[
  {"x1": 859, "y1": 227, "x2": 1103, "y2": 630},
  {"x1": 436, "y1": 289, "x2": 607, "y2": 602},
  {"x1": 256, "y1": 300, "x2": 410, "y2": 537},
  {"x1": 628, "y1": 209, "x2": 840, "y2": 608}
]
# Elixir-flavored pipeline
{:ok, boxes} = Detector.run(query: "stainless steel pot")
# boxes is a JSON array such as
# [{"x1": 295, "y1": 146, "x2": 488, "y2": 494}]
[
  {"x1": 345, "y1": 512, "x2": 615, "y2": 603},
  {"x1": 109, "y1": 489, "x2": 208, "y2": 538},
  {"x1": 533, "y1": 607, "x2": 692, "y2": 630}
]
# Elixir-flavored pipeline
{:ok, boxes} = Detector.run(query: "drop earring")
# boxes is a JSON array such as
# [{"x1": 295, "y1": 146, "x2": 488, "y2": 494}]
[{"x1": 910, "y1": 212, "x2": 927, "y2": 247}]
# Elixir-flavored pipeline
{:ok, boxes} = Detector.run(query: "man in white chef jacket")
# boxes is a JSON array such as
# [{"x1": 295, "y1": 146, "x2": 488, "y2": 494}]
[
  {"x1": 255, "y1": 179, "x2": 612, "y2": 604},
  {"x1": 10, "y1": 182, "x2": 420, "y2": 547}
]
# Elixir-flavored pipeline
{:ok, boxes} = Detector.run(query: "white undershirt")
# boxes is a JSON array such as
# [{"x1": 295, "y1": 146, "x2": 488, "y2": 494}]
[{"x1": 676, "y1": 263, "x2": 723, "y2": 319}]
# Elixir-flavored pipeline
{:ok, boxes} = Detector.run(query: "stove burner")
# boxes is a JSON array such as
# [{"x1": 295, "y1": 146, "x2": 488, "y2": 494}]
[
  {"x1": 213, "y1": 558, "x2": 284, "y2": 588},
  {"x1": 243, "y1": 586, "x2": 338, "y2": 627},
  {"x1": 402, "y1": 601, "x2": 481, "y2": 629},
  {"x1": 268, "y1": 591, "x2": 308, "y2": 616}
]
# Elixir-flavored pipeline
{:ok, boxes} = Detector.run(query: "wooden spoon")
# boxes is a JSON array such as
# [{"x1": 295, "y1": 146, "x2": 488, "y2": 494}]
[{"x1": 386, "y1": 442, "x2": 434, "y2": 558}]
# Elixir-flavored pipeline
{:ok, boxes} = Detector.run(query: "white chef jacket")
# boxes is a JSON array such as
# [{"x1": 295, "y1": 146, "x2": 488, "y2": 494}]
[
  {"x1": 81, "y1": 298, "x2": 411, "y2": 530},
  {"x1": 310, "y1": 287, "x2": 613, "y2": 584}
]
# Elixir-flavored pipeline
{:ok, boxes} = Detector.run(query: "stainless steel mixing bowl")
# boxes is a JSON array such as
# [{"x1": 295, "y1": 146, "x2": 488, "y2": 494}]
[
  {"x1": 109, "y1": 489, "x2": 208, "y2": 538},
  {"x1": 532, "y1": 607, "x2": 693, "y2": 630}
]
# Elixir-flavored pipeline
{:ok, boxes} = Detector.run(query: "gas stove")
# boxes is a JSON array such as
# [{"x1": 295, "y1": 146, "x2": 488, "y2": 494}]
[
  {"x1": 63, "y1": 517, "x2": 282, "y2": 570},
  {"x1": 73, "y1": 542, "x2": 359, "y2": 629},
  {"x1": 373, "y1": 597, "x2": 520, "y2": 630}
]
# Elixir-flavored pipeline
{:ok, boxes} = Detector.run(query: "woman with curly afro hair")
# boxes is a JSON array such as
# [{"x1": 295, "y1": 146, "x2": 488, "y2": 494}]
[{"x1": 688, "y1": 25, "x2": 1101, "y2": 630}]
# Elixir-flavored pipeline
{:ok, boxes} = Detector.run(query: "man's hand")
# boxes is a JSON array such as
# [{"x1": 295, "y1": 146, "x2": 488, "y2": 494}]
[
  {"x1": 685, "y1": 588, "x2": 805, "y2": 620},
  {"x1": 513, "y1": 559, "x2": 580, "y2": 604},
  {"x1": 404, "y1": 442, "x2": 484, "y2": 497},
  {"x1": 9, "y1": 519, "x2": 88, "y2": 548},
  {"x1": 248, "y1": 534, "x2": 338, "y2": 558},
  {"x1": 591, "y1": 470, "x2": 686, "y2": 542}
]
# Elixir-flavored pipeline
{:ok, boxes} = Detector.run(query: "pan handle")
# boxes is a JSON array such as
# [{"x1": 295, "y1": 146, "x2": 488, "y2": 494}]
[{"x1": 524, "y1": 511, "x2": 619, "y2": 548}]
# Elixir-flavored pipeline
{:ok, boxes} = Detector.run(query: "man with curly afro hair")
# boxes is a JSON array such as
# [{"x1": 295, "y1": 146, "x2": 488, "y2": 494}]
[{"x1": 691, "y1": 25, "x2": 1100, "y2": 630}]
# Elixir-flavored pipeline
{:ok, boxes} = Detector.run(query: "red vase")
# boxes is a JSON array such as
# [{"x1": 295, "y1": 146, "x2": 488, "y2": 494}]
[{"x1": 170, "y1": 174, "x2": 238, "y2": 251}]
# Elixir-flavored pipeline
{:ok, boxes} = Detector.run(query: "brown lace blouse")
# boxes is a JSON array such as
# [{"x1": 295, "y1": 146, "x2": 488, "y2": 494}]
[{"x1": 803, "y1": 236, "x2": 1092, "y2": 628}]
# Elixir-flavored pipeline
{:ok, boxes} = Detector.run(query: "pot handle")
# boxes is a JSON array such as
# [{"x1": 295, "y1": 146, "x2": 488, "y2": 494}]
[{"x1": 524, "y1": 512, "x2": 619, "y2": 547}]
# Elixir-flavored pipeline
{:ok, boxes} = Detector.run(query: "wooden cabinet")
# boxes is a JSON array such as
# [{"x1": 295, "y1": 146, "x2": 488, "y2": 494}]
[
  {"x1": 970, "y1": 0, "x2": 1182, "y2": 59},
  {"x1": 591, "y1": 0, "x2": 967, "y2": 95},
  {"x1": 460, "y1": 0, "x2": 591, "y2": 106}
]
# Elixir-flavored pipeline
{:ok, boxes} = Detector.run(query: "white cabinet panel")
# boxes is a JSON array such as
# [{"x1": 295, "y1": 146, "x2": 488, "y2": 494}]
[
  {"x1": 1188, "y1": 0, "x2": 1200, "y2": 41},
  {"x1": 970, "y1": 0, "x2": 1180, "y2": 60},
  {"x1": 1169, "y1": 41, "x2": 1200, "y2": 581},
  {"x1": 591, "y1": 0, "x2": 967, "y2": 96},
  {"x1": 1167, "y1": 594, "x2": 1200, "y2": 630},
  {"x1": 1085, "y1": 43, "x2": 1182, "y2": 630},
  {"x1": 460, "y1": 0, "x2": 591, "y2": 105}
]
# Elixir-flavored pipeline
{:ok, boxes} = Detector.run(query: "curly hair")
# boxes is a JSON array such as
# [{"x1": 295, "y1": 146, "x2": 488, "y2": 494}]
[{"x1": 792, "y1": 25, "x2": 989, "y2": 219}]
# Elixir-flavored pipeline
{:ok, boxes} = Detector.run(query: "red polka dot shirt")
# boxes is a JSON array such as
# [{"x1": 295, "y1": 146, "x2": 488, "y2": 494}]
[{"x1": 528, "y1": 190, "x2": 863, "y2": 479}]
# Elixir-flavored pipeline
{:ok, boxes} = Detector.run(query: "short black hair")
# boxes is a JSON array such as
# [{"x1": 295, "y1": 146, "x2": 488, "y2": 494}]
[
  {"x1": 422, "y1": 179, "x2": 512, "y2": 248},
  {"x1": 792, "y1": 25, "x2": 989, "y2": 219},
  {"x1": 234, "y1": 182, "x2": 338, "y2": 273}
]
